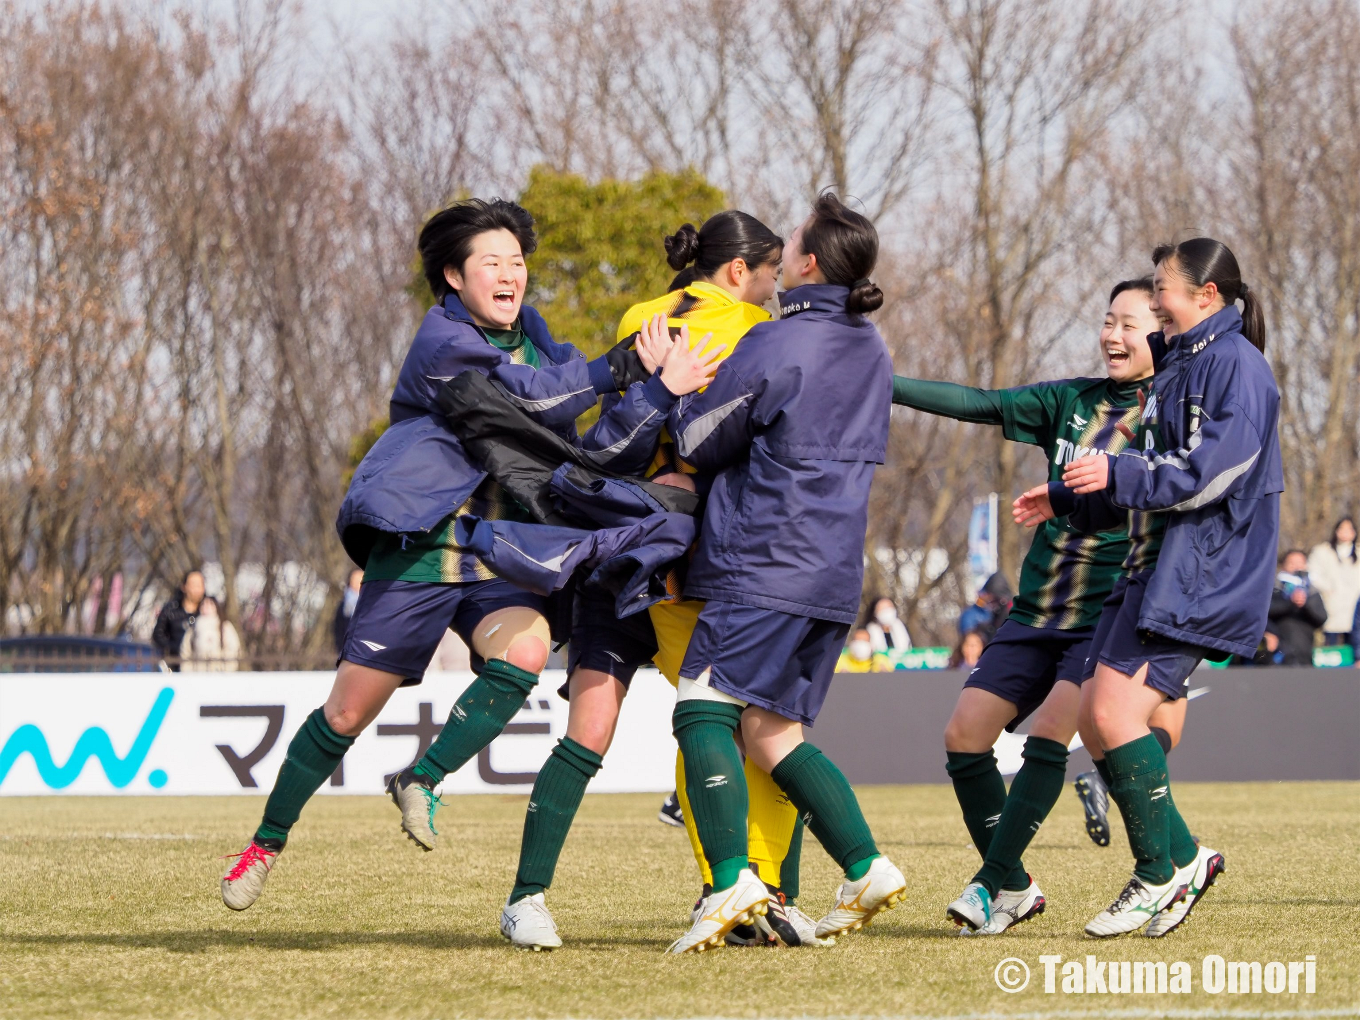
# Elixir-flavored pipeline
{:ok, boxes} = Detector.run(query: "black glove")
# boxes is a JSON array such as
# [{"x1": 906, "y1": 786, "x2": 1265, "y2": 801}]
[{"x1": 605, "y1": 333, "x2": 651, "y2": 391}]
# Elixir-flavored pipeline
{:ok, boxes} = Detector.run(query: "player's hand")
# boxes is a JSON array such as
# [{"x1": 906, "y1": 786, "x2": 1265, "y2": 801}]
[
  {"x1": 658, "y1": 325, "x2": 721, "y2": 395},
  {"x1": 1063, "y1": 454, "x2": 1110, "y2": 494},
  {"x1": 651, "y1": 471, "x2": 697, "y2": 492},
  {"x1": 1012, "y1": 484, "x2": 1055, "y2": 528},
  {"x1": 635, "y1": 313, "x2": 674, "y2": 373}
]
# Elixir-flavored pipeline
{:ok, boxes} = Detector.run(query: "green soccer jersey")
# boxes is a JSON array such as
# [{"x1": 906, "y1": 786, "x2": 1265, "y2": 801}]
[
  {"x1": 364, "y1": 322, "x2": 537, "y2": 585},
  {"x1": 893, "y1": 375, "x2": 1148, "y2": 630}
]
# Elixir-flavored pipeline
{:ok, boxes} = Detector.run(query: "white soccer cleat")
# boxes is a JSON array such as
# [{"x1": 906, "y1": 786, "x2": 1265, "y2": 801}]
[
  {"x1": 667, "y1": 869, "x2": 770, "y2": 954},
  {"x1": 500, "y1": 893, "x2": 562, "y2": 951},
  {"x1": 971, "y1": 880, "x2": 1046, "y2": 935},
  {"x1": 815, "y1": 856, "x2": 907, "y2": 940},
  {"x1": 220, "y1": 840, "x2": 278, "y2": 911},
  {"x1": 1085, "y1": 872, "x2": 1186, "y2": 937},
  {"x1": 387, "y1": 767, "x2": 443, "y2": 851},
  {"x1": 783, "y1": 903, "x2": 833, "y2": 946},
  {"x1": 946, "y1": 880, "x2": 992, "y2": 931},
  {"x1": 1145, "y1": 845, "x2": 1225, "y2": 938}
]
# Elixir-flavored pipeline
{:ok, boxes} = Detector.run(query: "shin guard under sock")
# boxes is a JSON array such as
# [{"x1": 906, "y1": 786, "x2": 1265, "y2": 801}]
[
  {"x1": 672, "y1": 699, "x2": 748, "y2": 891},
  {"x1": 674, "y1": 750, "x2": 714, "y2": 887},
  {"x1": 509, "y1": 737, "x2": 603, "y2": 903},
  {"x1": 746, "y1": 758, "x2": 798, "y2": 888},
  {"x1": 256, "y1": 708, "x2": 355, "y2": 845},
  {"x1": 415, "y1": 658, "x2": 539, "y2": 782},
  {"x1": 946, "y1": 750, "x2": 1008, "y2": 862},
  {"x1": 1105, "y1": 733, "x2": 1173, "y2": 885},
  {"x1": 973, "y1": 736, "x2": 1067, "y2": 896},
  {"x1": 770, "y1": 742, "x2": 878, "y2": 876}
]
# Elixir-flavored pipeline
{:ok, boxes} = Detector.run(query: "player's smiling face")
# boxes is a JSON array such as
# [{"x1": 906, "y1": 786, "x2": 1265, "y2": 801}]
[
  {"x1": 444, "y1": 228, "x2": 527, "y2": 329},
  {"x1": 1100, "y1": 289, "x2": 1158, "y2": 383}
]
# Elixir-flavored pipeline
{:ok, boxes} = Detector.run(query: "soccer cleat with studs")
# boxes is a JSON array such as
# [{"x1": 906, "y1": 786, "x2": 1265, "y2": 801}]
[
  {"x1": 966, "y1": 879, "x2": 1046, "y2": 935},
  {"x1": 500, "y1": 892, "x2": 562, "y2": 950},
  {"x1": 220, "y1": 840, "x2": 279, "y2": 911},
  {"x1": 946, "y1": 880, "x2": 993, "y2": 931},
  {"x1": 1075, "y1": 771, "x2": 1112, "y2": 847},
  {"x1": 668, "y1": 868, "x2": 770, "y2": 954},
  {"x1": 1085, "y1": 872, "x2": 1186, "y2": 937},
  {"x1": 387, "y1": 766, "x2": 443, "y2": 851},
  {"x1": 1144, "y1": 845, "x2": 1225, "y2": 938},
  {"x1": 815, "y1": 856, "x2": 907, "y2": 940}
]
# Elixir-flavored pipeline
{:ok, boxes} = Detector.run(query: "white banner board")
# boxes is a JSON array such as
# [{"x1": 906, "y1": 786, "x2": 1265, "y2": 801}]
[{"x1": 0, "y1": 669, "x2": 678, "y2": 795}]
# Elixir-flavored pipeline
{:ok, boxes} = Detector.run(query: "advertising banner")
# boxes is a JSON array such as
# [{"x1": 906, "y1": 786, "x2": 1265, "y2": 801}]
[{"x1": 0, "y1": 670, "x2": 679, "y2": 795}]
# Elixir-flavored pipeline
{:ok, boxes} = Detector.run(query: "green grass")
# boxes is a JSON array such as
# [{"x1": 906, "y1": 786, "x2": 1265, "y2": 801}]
[{"x1": 1, "y1": 783, "x2": 1357, "y2": 1019}]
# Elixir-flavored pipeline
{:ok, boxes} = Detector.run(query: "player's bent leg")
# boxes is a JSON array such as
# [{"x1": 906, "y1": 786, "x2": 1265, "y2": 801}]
[
  {"x1": 393, "y1": 607, "x2": 550, "y2": 849},
  {"x1": 943, "y1": 688, "x2": 1015, "y2": 882},
  {"x1": 1074, "y1": 679, "x2": 1114, "y2": 846},
  {"x1": 1148, "y1": 695, "x2": 1187, "y2": 752},
  {"x1": 224, "y1": 661, "x2": 399, "y2": 909}
]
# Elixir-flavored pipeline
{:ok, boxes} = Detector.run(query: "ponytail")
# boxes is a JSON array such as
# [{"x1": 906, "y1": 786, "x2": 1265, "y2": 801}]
[
  {"x1": 662, "y1": 211, "x2": 782, "y2": 287},
  {"x1": 801, "y1": 192, "x2": 883, "y2": 315},
  {"x1": 1151, "y1": 238, "x2": 1266, "y2": 352}
]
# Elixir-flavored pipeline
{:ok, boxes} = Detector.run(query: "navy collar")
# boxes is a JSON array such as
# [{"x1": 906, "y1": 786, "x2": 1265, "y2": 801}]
[
  {"x1": 1165, "y1": 305, "x2": 1244, "y2": 357},
  {"x1": 442, "y1": 292, "x2": 475, "y2": 324},
  {"x1": 778, "y1": 284, "x2": 850, "y2": 318}
]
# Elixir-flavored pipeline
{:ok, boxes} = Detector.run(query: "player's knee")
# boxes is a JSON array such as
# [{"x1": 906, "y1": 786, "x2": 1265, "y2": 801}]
[
  {"x1": 323, "y1": 703, "x2": 365, "y2": 737},
  {"x1": 568, "y1": 717, "x2": 614, "y2": 756},
  {"x1": 943, "y1": 715, "x2": 983, "y2": 753},
  {"x1": 503, "y1": 635, "x2": 549, "y2": 675}
]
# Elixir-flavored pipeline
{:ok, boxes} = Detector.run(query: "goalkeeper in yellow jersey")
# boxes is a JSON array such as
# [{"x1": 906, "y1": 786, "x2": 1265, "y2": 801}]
[{"x1": 499, "y1": 211, "x2": 818, "y2": 950}]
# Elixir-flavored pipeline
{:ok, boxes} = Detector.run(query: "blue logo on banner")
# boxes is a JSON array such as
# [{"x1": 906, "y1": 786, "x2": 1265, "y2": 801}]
[{"x1": 0, "y1": 687, "x2": 174, "y2": 789}]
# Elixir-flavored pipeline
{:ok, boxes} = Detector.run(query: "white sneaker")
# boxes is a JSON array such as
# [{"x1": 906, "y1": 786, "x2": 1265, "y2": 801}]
[
  {"x1": 1085, "y1": 873, "x2": 1186, "y2": 937},
  {"x1": 1145, "y1": 845, "x2": 1225, "y2": 938},
  {"x1": 220, "y1": 840, "x2": 278, "y2": 911},
  {"x1": 946, "y1": 880, "x2": 992, "y2": 931},
  {"x1": 814, "y1": 856, "x2": 907, "y2": 940},
  {"x1": 500, "y1": 893, "x2": 562, "y2": 950},
  {"x1": 387, "y1": 767, "x2": 442, "y2": 851},
  {"x1": 971, "y1": 880, "x2": 1046, "y2": 935},
  {"x1": 784, "y1": 903, "x2": 833, "y2": 946},
  {"x1": 667, "y1": 869, "x2": 769, "y2": 953}
]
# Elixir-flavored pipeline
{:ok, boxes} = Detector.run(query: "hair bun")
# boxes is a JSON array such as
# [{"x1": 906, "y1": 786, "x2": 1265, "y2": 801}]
[
  {"x1": 663, "y1": 223, "x2": 700, "y2": 271},
  {"x1": 847, "y1": 279, "x2": 884, "y2": 315}
]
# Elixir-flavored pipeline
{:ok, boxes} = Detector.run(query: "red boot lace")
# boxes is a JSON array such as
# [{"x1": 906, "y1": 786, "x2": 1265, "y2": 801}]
[{"x1": 222, "y1": 842, "x2": 276, "y2": 882}]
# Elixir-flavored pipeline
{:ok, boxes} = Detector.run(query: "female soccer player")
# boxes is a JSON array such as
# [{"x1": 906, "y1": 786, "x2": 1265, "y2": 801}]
[
  {"x1": 497, "y1": 212, "x2": 824, "y2": 950},
  {"x1": 1025, "y1": 237, "x2": 1281, "y2": 937},
  {"x1": 220, "y1": 198, "x2": 710, "y2": 911},
  {"x1": 896, "y1": 278, "x2": 1187, "y2": 934},
  {"x1": 664, "y1": 194, "x2": 906, "y2": 953}
]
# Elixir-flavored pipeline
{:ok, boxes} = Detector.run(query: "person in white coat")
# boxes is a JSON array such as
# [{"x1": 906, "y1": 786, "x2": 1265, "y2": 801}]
[
  {"x1": 1307, "y1": 517, "x2": 1360, "y2": 645},
  {"x1": 180, "y1": 597, "x2": 243, "y2": 671},
  {"x1": 866, "y1": 597, "x2": 911, "y2": 659}
]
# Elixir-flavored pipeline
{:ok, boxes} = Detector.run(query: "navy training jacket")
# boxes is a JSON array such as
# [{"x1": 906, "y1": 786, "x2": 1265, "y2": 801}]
[
  {"x1": 1081, "y1": 305, "x2": 1283, "y2": 657},
  {"x1": 666, "y1": 284, "x2": 893, "y2": 623},
  {"x1": 336, "y1": 293, "x2": 671, "y2": 565}
]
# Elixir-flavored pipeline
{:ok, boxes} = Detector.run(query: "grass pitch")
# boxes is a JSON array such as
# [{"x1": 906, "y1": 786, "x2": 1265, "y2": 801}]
[{"x1": 0, "y1": 783, "x2": 1356, "y2": 1019}]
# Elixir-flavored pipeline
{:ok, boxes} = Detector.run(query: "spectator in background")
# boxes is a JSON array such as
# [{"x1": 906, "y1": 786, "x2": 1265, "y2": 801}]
[
  {"x1": 957, "y1": 572, "x2": 1012, "y2": 645},
  {"x1": 332, "y1": 567, "x2": 364, "y2": 657},
  {"x1": 180, "y1": 596, "x2": 242, "y2": 671},
  {"x1": 1269, "y1": 550, "x2": 1327, "y2": 665},
  {"x1": 1307, "y1": 517, "x2": 1360, "y2": 646},
  {"x1": 152, "y1": 569, "x2": 204, "y2": 671},
  {"x1": 837, "y1": 628, "x2": 885, "y2": 673},
  {"x1": 866, "y1": 596, "x2": 911, "y2": 660},
  {"x1": 949, "y1": 630, "x2": 985, "y2": 670}
]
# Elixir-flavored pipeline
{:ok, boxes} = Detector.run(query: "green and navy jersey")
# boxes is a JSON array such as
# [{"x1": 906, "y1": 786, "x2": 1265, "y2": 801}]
[
  {"x1": 364, "y1": 324, "x2": 536, "y2": 584},
  {"x1": 893, "y1": 375, "x2": 1146, "y2": 630}
]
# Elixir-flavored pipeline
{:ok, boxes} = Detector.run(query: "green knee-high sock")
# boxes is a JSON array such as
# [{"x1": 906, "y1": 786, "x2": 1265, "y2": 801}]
[
  {"x1": 973, "y1": 736, "x2": 1068, "y2": 897},
  {"x1": 780, "y1": 816, "x2": 804, "y2": 902},
  {"x1": 945, "y1": 750, "x2": 1010, "y2": 865},
  {"x1": 255, "y1": 708, "x2": 355, "y2": 846},
  {"x1": 509, "y1": 737, "x2": 603, "y2": 903},
  {"x1": 1166, "y1": 784, "x2": 1198, "y2": 869},
  {"x1": 414, "y1": 659, "x2": 540, "y2": 783},
  {"x1": 1104, "y1": 733, "x2": 1173, "y2": 884},
  {"x1": 770, "y1": 742, "x2": 878, "y2": 880},
  {"x1": 672, "y1": 699, "x2": 748, "y2": 892}
]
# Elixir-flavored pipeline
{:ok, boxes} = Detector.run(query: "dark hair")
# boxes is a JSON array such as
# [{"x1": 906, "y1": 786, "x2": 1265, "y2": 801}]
[
  {"x1": 667, "y1": 266, "x2": 699, "y2": 292},
  {"x1": 1330, "y1": 516, "x2": 1357, "y2": 562},
  {"x1": 1280, "y1": 548, "x2": 1308, "y2": 565},
  {"x1": 181, "y1": 568, "x2": 204, "y2": 586},
  {"x1": 800, "y1": 193, "x2": 883, "y2": 315},
  {"x1": 419, "y1": 198, "x2": 537, "y2": 301},
  {"x1": 663, "y1": 211, "x2": 782, "y2": 287},
  {"x1": 1109, "y1": 276, "x2": 1154, "y2": 304},
  {"x1": 1151, "y1": 238, "x2": 1265, "y2": 352}
]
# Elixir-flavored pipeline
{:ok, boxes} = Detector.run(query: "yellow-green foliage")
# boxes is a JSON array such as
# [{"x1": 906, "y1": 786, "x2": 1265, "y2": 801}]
[
  {"x1": 522, "y1": 166, "x2": 726, "y2": 359},
  {"x1": 343, "y1": 416, "x2": 389, "y2": 488}
]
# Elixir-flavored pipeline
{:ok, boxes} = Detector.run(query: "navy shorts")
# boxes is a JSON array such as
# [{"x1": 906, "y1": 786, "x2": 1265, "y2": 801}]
[
  {"x1": 964, "y1": 619, "x2": 1094, "y2": 731},
  {"x1": 342, "y1": 577, "x2": 547, "y2": 684},
  {"x1": 679, "y1": 601, "x2": 849, "y2": 726},
  {"x1": 561, "y1": 586, "x2": 658, "y2": 698},
  {"x1": 1082, "y1": 570, "x2": 1208, "y2": 700}
]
